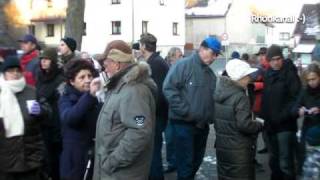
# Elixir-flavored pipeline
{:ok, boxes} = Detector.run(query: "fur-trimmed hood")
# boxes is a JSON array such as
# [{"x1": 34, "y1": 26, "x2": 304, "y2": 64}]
[{"x1": 107, "y1": 61, "x2": 157, "y2": 96}]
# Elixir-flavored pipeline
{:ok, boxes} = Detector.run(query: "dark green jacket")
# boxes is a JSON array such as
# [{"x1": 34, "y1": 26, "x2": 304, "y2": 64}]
[
  {"x1": 93, "y1": 62, "x2": 157, "y2": 180},
  {"x1": 214, "y1": 77, "x2": 263, "y2": 180}
]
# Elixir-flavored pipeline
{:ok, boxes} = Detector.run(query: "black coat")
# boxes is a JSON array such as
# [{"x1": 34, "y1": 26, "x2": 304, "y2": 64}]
[
  {"x1": 261, "y1": 59, "x2": 301, "y2": 133},
  {"x1": 0, "y1": 86, "x2": 45, "y2": 173},
  {"x1": 292, "y1": 85, "x2": 320, "y2": 133},
  {"x1": 36, "y1": 68, "x2": 64, "y2": 143},
  {"x1": 214, "y1": 77, "x2": 263, "y2": 180},
  {"x1": 147, "y1": 52, "x2": 169, "y2": 120}
]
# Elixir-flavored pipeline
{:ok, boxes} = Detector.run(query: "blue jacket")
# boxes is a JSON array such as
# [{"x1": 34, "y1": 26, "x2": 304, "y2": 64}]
[
  {"x1": 163, "y1": 51, "x2": 216, "y2": 128},
  {"x1": 58, "y1": 84, "x2": 101, "y2": 179}
]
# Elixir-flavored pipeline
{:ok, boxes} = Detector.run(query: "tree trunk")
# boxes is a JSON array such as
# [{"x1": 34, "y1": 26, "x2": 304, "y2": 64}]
[
  {"x1": 65, "y1": 0, "x2": 85, "y2": 51},
  {"x1": 0, "y1": 0, "x2": 17, "y2": 47}
]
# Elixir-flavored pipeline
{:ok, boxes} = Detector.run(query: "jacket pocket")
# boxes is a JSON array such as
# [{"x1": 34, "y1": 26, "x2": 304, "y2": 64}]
[{"x1": 185, "y1": 80, "x2": 205, "y2": 121}]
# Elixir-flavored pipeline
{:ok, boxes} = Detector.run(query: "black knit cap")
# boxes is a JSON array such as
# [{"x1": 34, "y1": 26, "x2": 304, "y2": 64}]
[
  {"x1": 61, "y1": 37, "x2": 77, "y2": 52},
  {"x1": 266, "y1": 45, "x2": 283, "y2": 61},
  {"x1": 1, "y1": 56, "x2": 21, "y2": 72}
]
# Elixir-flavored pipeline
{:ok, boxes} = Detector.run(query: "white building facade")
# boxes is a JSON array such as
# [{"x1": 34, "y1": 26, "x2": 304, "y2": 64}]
[{"x1": 82, "y1": 0, "x2": 186, "y2": 57}]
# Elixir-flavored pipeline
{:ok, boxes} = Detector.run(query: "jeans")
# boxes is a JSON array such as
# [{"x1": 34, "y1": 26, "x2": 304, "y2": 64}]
[
  {"x1": 172, "y1": 122, "x2": 209, "y2": 180},
  {"x1": 165, "y1": 120, "x2": 176, "y2": 169},
  {"x1": 268, "y1": 131, "x2": 296, "y2": 180},
  {"x1": 149, "y1": 117, "x2": 167, "y2": 180}
]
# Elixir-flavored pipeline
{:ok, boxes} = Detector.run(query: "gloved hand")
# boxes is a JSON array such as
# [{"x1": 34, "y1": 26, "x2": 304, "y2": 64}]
[{"x1": 29, "y1": 101, "x2": 41, "y2": 115}]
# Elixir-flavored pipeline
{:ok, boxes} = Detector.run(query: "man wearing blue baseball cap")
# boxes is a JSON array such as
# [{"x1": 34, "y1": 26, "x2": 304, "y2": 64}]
[{"x1": 163, "y1": 36, "x2": 221, "y2": 179}]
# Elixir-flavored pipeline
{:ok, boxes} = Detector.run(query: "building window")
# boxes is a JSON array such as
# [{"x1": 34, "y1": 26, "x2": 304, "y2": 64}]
[
  {"x1": 173, "y1": 22, "x2": 178, "y2": 36},
  {"x1": 111, "y1": 0, "x2": 120, "y2": 4},
  {"x1": 279, "y1": 32, "x2": 290, "y2": 41},
  {"x1": 46, "y1": 24, "x2": 54, "y2": 37},
  {"x1": 83, "y1": 22, "x2": 86, "y2": 36},
  {"x1": 160, "y1": 0, "x2": 165, "y2": 6},
  {"x1": 28, "y1": 25, "x2": 35, "y2": 35},
  {"x1": 112, "y1": 21, "x2": 121, "y2": 35},
  {"x1": 142, "y1": 21, "x2": 148, "y2": 34}
]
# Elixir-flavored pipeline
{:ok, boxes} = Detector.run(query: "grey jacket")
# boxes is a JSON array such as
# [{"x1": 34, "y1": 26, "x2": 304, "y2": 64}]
[
  {"x1": 214, "y1": 77, "x2": 263, "y2": 180},
  {"x1": 163, "y1": 51, "x2": 216, "y2": 127},
  {"x1": 93, "y1": 62, "x2": 157, "y2": 180}
]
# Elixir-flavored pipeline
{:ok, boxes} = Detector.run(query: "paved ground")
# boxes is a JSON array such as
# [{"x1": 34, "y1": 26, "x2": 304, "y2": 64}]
[{"x1": 163, "y1": 125, "x2": 271, "y2": 180}]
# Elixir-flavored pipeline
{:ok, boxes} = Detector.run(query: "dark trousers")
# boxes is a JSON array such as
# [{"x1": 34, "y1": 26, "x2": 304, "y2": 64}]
[
  {"x1": 268, "y1": 131, "x2": 296, "y2": 180},
  {"x1": 172, "y1": 122, "x2": 209, "y2": 180},
  {"x1": 43, "y1": 141, "x2": 61, "y2": 180},
  {"x1": 0, "y1": 169, "x2": 44, "y2": 180},
  {"x1": 165, "y1": 120, "x2": 176, "y2": 169},
  {"x1": 149, "y1": 117, "x2": 167, "y2": 180}
]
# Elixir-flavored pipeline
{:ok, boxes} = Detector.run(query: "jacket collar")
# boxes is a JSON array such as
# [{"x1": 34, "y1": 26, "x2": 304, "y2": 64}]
[
  {"x1": 193, "y1": 51, "x2": 209, "y2": 67},
  {"x1": 106, "y1": 61, "x2": 153, "y2": 93}
]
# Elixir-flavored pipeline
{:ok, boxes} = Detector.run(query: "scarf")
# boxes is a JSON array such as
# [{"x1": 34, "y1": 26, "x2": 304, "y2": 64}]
[{"x1": 0, "y1": 74, "x2": 26, "y2": 138}]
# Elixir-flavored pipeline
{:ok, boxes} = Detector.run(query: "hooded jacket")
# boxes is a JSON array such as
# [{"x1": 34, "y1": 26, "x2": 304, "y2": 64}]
[
  {"x1": 214, "y1": 77, "x2": 263, "y2": 180},
  {"x1": 93, "y1": 61, "x2": 157, "y2": 180}
]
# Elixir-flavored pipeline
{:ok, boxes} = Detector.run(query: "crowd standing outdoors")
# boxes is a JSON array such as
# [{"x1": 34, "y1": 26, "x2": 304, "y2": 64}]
[{"x1": 0, "y1": 32, "x2": 319, "y2": 180}]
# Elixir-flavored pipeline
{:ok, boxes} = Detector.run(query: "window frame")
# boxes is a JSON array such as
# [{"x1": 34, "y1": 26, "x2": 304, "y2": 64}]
[
  {"x1": 173, "y1": 22, "x2": 178, "y2": 36},
  {"x1": 46, "y1": 24, "x2": 54, "y2": 37},
  {"x1": 111, "y1": 21, "x2": 121, "y2": 35}
]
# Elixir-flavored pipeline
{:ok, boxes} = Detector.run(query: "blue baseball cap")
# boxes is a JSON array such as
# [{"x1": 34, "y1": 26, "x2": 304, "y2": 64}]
[
  {"x1": 18, "y1": 34, "x2": 38, "y2": 44},
  {"x1": 201, "y1": 37, "x2": 222, "y2": 54}
]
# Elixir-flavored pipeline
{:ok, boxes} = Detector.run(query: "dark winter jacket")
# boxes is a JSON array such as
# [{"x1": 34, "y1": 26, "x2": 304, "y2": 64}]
[
  {"x1": 0, "y1": 86, "x2": 45, "y2": 173},
  {"x1": 214, "y1": 77, "x2": 263, "y2": 180},
  {"x1": 36, "y1": 67, "x2": 64, "y2": 143},
  {"x1": 59, "y1": 53, "x2": 76, "y2": 68},
  {"x1": 163, "y1": 51, "x2": 216, "y2": 128},
  {"x1": 93, "y1": 62, "x2": 157, "y2": 180},
  {"x1": 147, "y1": 52, "x2": 169, "y2": 120},
  {"x1": 20, "y1": 50, "x2": 39, "y2": 86},
  {"x1": 261, "y1": 59, "x2": 301, "y2": 133},
  {"x1": 58, "y1": 84, "x2": 102, "y2": 179},
  {"x1": 292, "y1": 85, "x2": 320, "y2": 133}
]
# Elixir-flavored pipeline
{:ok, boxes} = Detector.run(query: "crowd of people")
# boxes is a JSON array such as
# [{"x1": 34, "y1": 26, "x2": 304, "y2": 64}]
[{"x1": 0, "y1": 33, "x2": 319, "y2": 180}]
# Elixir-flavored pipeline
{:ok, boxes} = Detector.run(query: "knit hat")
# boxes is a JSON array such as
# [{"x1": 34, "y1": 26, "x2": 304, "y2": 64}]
[
  {"x1": 305, "y1": 126, "x2": 320, "y2": 146},
  {"x1": 266, "y1": 45, "x2": 283, "y2": 61},
  {"x1": 39, "y1": 48, "x2": 58, "y2": 62},
  {"x1": 1, "y1": 56, "x2": 21, "y2": 72},
  {"x1": 107, "y1": 49, "x2": 134, "y2": 63},
  {"x1": 201, "y1": 37, "x2": 221, "y2": 54},
  {"x1": 61, "y1": 37, "x2": 77, "y2": 52},
  {"x1": 226, "y1": 59, "x2": 258, "y2": 81},
  {"x1": 231, "y1": 51, "x2": 240, "y2": 59}
]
